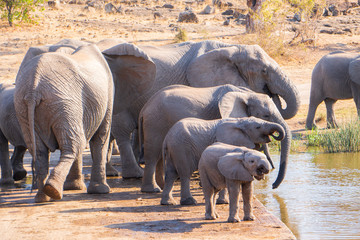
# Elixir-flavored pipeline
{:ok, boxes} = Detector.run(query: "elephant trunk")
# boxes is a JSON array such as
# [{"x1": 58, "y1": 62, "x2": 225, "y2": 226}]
[
  {"x1": 272, "y1": 118, "x2": 291, "y2": 189},
  {"x1": 270, "y1": 124, "x2": 285, "y2": 141},
  {"x1": 269, "y1": 71, "x2": 301, "y2": 120}
]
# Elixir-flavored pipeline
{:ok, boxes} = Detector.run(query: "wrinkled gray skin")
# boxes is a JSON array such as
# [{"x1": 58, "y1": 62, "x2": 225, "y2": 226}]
[
  {"x1": 139, "y1": 84, "x2": 291, "y2": 193},
  {"x1": 306, "y1": 51, "x2": 360, "y2": 129},
  {"x1": 199, "y1": 142, "x2": 270, "y2": 222},
  {"x1": 14, "y1": 44, "x2": 114, "y2": 203},
  {"x1": 102, "y1": 40, "x2": 300, "y2": 179},
  {"x1": 160, "y1": 116, "x2": 284, "y2": 206},
  {"x1": 0, "y1": 84, "x2": 27, "y2": 185}
]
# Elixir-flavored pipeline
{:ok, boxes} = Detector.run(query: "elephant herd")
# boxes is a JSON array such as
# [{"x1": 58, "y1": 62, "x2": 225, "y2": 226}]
[{"x1": 0, "y1": 38, "x2": 302, "y2": 222}]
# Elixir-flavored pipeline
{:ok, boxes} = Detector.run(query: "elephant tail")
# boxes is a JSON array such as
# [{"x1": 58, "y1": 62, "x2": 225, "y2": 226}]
[
  {"x1": 25, "y1": 94, "x2": 38, "y2": 191},
  {"x1": 138, "y1": 115, "x2": 145, "y2": 162}
]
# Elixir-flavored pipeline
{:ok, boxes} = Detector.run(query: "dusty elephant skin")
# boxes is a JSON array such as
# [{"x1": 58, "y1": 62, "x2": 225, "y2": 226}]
[
  {"x1": 160, "y1": 116, "x2": 284, "y2": 206},
  {"x1": 306, "y1": 51, "x2": 360, "y2": 129},
  {"x1": 139, "y1": 84, "x2": 291, "y2": 193},
  {"x1": 199, "y1": 142, "x2": 270, "y2": 223},
  {"x1": 101, "y1": 40, "x2": 300, "y2": 181},
  {"x1": 14, "y1": 44, "x2": 114, "y2": 203},
  {"x1": 0, "y1": 84, "x2": 27, "y2": 185}
]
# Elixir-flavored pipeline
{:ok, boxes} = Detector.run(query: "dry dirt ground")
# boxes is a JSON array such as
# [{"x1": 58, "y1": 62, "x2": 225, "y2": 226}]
[{"x1": 1, "y1": 1, "x2": 360, "y2": 239}]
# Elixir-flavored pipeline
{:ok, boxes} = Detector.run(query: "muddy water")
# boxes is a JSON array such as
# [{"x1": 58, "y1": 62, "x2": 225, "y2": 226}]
[{"x1": 254, "y1": 152, "x2": 360, "y2": 240}]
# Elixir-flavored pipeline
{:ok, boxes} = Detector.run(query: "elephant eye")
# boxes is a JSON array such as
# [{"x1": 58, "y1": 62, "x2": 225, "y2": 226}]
[
  {"x1": 256, "y1": 126, "x2": 261, "y2": 129},
  {"x1": 263, "y1": 114, "x2": 270, "y2": 119},
  {"x1": 262, "y1": 68, "x2": 267, "y2": 75}
]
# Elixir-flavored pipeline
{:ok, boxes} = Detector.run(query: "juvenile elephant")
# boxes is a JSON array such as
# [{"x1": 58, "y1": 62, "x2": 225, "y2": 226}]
[
  {"x1": 139, "y1": 84, "x2": 291, "y2": 193},
  {"x1": 102, "y1": 40, "x2": 300, "y2": 179},
  {"x1": 306, "y1": 51, "x2": 360, "y2": 129},
  {"x1": 160, "y1": 116, "x2": 284, "y2": 205},
  {"x1": 0, "y1": 84, "x2": 27, "y2": 185},
  {"x1": 199, "y1": 142, "x2": 270, "y2": 222},
  {"x1": 14, "y1": 44, "x2": 114, "y2": 203}
]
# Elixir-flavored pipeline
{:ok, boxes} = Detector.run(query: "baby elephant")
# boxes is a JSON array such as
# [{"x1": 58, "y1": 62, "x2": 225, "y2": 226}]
[
  {"x1": 160, "y1": 116, "x2": 284, "y2": 206},
  {"x1": 199, "y1": 142, "x2": 270, "y2": 223}
]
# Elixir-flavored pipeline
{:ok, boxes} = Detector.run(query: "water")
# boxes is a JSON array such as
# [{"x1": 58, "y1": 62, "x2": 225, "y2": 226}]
[{"x1": 254, "y1": 152, "x2": 360, "y2": 240}]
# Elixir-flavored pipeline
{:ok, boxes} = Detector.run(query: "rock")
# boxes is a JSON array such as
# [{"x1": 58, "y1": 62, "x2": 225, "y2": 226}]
[
  {"x1": 294, "y1": 12, "x2": 301, "y2": 22},
  {"x1": 162, "y1": 4, "x2": 174, "y2": 9},
  {"x1": 178, "y1": 11, "x2": 199, "y2": 23},
  {"x1": 323, "y1": 8, "x2": 329, "y2": 16},
  {"x1": 88, "y1": 0, "x2": 104, "y2": 10},
  {"x1": 105, "y1": 3, "x2": 116, "y2": 13},
  {"x1": 222, "y1": 9, "x2": 234, "y2": 15},
  {"x1": 48, "y1": 0, "x2": 60, "y2": 8},
  {"x1": 83, "y1": 5, "x2": 96, "y2": 13},
  {"x1": 223, "y1": 19, "x2": 230, "y2": 25},
  {"x1": 116, "y1": 6, "x2": 124, "y2": 14},
  {"x1": 154, "y1": 11, "x2": 162, "y2": 19},
  {"x1": 201, "y1": 5, "x2": 215, "y2": 14}
]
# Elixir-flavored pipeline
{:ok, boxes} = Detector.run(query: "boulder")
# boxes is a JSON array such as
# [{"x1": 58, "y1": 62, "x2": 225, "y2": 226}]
[
  {"x1": 201, "y1": 5, "x2": 215, "y2": 14},
  {"x1": 178, "y1": 11, "x2": 199, "y2": 23},
  {"x1": 105, "y1": 3, "x2": 116, "y2": 13}
]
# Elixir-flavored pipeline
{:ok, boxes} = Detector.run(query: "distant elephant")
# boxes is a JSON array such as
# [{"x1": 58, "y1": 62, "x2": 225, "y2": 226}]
[
  {"x1": 160, "y1": 116, "x2": 284, "y2": 205},
  {"x1": 14, "y1": 44, "x2": 114, "y2": 203},
  {"x1": 306, "y1": 51, "x2": 360, "y2": 129},
  {"x1": 199, "y1": 142, "x2": 270, "y2": 222},
  {"x1": 0, "y1": 84, "x2": 27, "y2": 185},
  {"x1": 102, "y1": 40, "x2": 300, "y2": 179},
  {"x1": 139, "y1": 84, "x2": 291, "y2": 193}
]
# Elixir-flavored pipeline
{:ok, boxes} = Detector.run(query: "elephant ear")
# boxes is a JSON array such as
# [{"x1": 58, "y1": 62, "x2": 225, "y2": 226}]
[
  {"x1": 186, "y1": 46, "x2": 247, "y2": 87},
  {"x1": 349, "y1": 58, "x2": 360, "y2": 85},
  {"x1": 219, "y1": 92, "x2": 250, "y2": 118},
  {"x1": 218, "y1": 152, "x2": 254, "y2": 181},
  {"x1": 102, "y1": 43, "x2": 156, "y2": 102}
]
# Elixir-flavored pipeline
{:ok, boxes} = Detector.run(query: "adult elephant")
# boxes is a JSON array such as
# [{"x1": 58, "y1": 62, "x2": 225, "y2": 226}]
[
  {"x1": 102, "y1": 40, "x2": 300, "y2": 179},
  {"x1": 139, "y1": 84, "x2": 291, "y2": 192},
  {"x1": 306, "y1": 51, "x2": 360, "y2": 129},
  {"x1": 14, "y1": 44, "x2": 114, "y2": 203}
]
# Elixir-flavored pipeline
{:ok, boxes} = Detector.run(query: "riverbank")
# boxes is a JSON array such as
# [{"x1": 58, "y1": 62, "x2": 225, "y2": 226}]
[{"x1": 0, "y1": 149, "x2": 296, "y2": 240}]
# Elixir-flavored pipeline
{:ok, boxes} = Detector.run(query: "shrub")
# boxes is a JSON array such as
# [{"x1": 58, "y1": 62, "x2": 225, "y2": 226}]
[
  {"x1": 174, "y1": 28, "x2": 188, "y2": 43},
  {"x1": 0, "y1": 0, "x2": 44, "y2": 27}
]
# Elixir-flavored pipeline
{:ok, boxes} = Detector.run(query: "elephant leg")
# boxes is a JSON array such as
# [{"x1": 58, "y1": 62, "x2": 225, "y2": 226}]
[
  {"x1": 324, "y1": 98, "x2": 338, "y2": 128},
  {"x1": 180, "y1": 175, "x2": 197, "y2": 205},
  {"x1": 201, "y1": 172, "x2": 218, "y2": 220},
  {"x1": 216, "y1": 188, "x2": 229, "y2": 204},
  {"x1": 0, "y1": 135, "x2": 13, "y2": 185},
  {"x1": 306, "y1": 94, "x2": 323, "y2": 130},
  {"x1": 11, "y1": 146, "x2": 27, "y2": 181},
  {"x1": 34, "y1": 141, "x2": 51, "y2": 203},
  {"x1": 63, "y1": 153, "x2": 86, "y2": 190},
  {"x1": 112, "y1": 113, "x2": 143, "y2": 179},
  {"x1": 242, "y1": 181, "x2": 255, "y2": 221},
  {"x1": 131, "y1": 129, "x2": 140, "y2": 162},
  {"x1": 87, "y1": 120, "x2": 111, "y2": 195},
  {"x1": 44, "y1": 150, "x2": 78, "y2": 200},
  {"x1": 141, "y1": 139, "x2": 163, "y2": 192},
  {"x1": 106, "y1": 137, "x2": 120, "y2": 177},
  {"x1": 227, "y1": 179, "x2": 241, "y2": 223},
  {"x1": 351, "y1": 83, "x2": 360, "y2": 121},
  {"x1": 160, "y1": 161, "x2": 178, "y2": 205}
]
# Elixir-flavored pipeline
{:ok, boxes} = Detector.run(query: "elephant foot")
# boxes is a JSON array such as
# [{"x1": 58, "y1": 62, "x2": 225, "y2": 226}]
[
  {"x1": 43, "y1": 182, "x2": 63, "y2": 200},
  {"x1": 227, "y1": 216, "x2": 241, "y2": 223},
  {"x1": 243, "y1": 215, "x2": 255, "y2": 221},
  {"x1": 35, "y1": 191, "x2": 51, "y2": 203},
  {"x1": 106, "y1": 163, "x2": 120, "y2": 177},
  {"x1": 0, "y1": 177, "x2": 14, "y2": 185},
  {"x1": 13, "y1": 169, "x2": 27, "y2": 181},
  {"x1": 63, "y1": 178, "x2": 86, "y2": 190},
  {"x1": 305, "y1": 123, "x2": 317, "y2": 130},
  {"x1": 87, "y1": 182, "x2": 110, "y2": 194},
  {"x1": 122, "y1": 165, "x2": 143, "y2": 179},
  {"x1": 216, "y1": 197, "x2": 229, "y2": 205},
  {"x1": 141, "y1": 183, "x2": 161, "y2": 193},
  {"x1": 180, "y1": 197, "x2": 197, "y2": 205},
  {"x1": 205, "y1": 212, "x2": 219, "y2": 220},
  {"x1": 160, "y1": 196, "x2": 177, "y2": 205}
]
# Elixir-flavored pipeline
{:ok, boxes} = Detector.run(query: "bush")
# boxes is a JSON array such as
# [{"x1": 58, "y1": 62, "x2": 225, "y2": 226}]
[
  {"x1": 0, "y1": 0, "x2": 44, "y2": 26},
  {"x1": 174, "y1": 28, "x2": 188, "y2": 43}
]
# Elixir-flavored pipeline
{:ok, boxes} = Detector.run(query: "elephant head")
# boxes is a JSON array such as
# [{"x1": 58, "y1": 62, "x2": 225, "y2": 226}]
[
  {"x1": 215, "y1": 117, "x2": 285, "y2": 150},
  {"x1": 218, "y1": 91, "x2": 291, "y2": 189},
  {"x1": 218, "y1": 150, "x2": 270, "y2": 181},
  {"x1": 186, "y1": 45, "x2": 300, "y2": 120}
]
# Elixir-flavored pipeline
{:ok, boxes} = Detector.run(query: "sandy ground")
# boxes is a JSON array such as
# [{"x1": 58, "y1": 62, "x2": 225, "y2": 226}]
[{"x1": 1, "y1": 1, "x2": 360, "y2": 239}]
